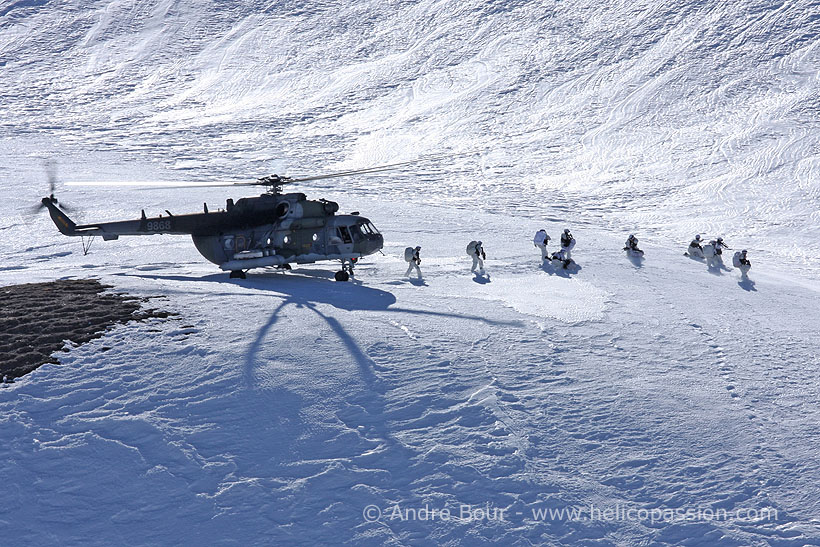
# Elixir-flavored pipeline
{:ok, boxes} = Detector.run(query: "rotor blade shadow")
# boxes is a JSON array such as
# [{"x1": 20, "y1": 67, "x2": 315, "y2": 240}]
[
  {"x1": 123, "y1": 271, "x2": 526, "y2": 327},
  {"x1": 384, "y1": 307, "x2": 523, "y2": 328},
  {"x1": 302, "y1": 301, "x2": 385, "y2": 395},
  {"x1": 243, "y1": 299, "x2": 289, "y2": 390}
]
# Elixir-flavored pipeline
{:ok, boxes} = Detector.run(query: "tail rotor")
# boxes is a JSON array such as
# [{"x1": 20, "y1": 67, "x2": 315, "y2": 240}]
[{"x1": 33, "y1": 160, "x2": 74, "y2": 213}]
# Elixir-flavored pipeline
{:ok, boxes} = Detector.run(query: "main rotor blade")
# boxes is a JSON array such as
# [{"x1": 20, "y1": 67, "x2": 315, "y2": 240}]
[
  {"x1": 288, "y1": 151, "x2": 479, "y2": 183},
  {"x1": 287, "y1": 165, "x2": 409, "y2": 183},
  {"x1": 62, "y1": 150, "x2": 481, "y2": 189},
  {"x1": 65, "y1": 181, "x2": 260, "y2": 189}
]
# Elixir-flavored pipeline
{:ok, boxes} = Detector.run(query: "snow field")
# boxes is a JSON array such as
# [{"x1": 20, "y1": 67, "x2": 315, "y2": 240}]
[{"x1": 2, "y1": 194, "x2": 820, "y2": 544}]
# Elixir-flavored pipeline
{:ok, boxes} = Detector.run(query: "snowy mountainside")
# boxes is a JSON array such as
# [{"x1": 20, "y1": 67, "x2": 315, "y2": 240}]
[
  {"x1": 1, "y1": 0, "x2": 820, "y2": 274},
  {"x1": 2, "y1": 0, "x2": 820, "y2": 545}
]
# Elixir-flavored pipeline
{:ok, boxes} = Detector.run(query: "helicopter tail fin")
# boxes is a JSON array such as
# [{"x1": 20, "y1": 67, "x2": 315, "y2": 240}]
[{"x1": 42, "y1": 198, "x2": 78, "y2": 236}]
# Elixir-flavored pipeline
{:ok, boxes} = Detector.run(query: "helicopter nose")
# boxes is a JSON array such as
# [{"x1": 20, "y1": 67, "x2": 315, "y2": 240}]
[{"x1": 363, "y1": 232, "x2": 383, "y2": 255}]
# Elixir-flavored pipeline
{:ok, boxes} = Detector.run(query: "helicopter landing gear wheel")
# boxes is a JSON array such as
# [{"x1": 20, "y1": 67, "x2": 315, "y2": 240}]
[
  {"x1": 337, "y1": 258, "x2": 355, "y2": 281},
  {"x1": 229, "y1": 270, "x2": 246, "y2": 279}
]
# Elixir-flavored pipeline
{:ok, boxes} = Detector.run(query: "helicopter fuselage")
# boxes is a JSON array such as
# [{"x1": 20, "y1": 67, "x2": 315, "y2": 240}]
[{"x1": 42, "y1": 191, "x2": 384, "y2": 277}]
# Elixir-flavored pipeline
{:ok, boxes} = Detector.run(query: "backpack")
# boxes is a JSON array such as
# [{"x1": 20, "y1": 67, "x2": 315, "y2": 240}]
[
  {"x1": 466, "y1": 241, "x2": 478, "y2": 256},
  {"x1": 404, "y1": 247, "x2": 415, "y2": 262},
  {"x1": 703, "y1": 244, "x2": 715, "y2": 259},
  {"x1": 732, "y1": 251, "x2": 742, "y2": 268}
]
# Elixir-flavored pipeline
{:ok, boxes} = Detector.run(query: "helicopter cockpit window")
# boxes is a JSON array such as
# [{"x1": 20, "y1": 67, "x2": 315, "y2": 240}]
[
  {"x1": 359, "y1": 223, "x2": 372, "y2": 235},
  {"x1": 337, "y1": 226, "x2": 353, "y2": 244},
  {"x1": 367, "y1": 222, "x2": 380, "y2": 234}
]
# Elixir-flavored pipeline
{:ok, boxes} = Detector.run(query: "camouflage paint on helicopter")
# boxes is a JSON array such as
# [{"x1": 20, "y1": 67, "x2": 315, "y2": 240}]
[{"x1": 41, "y1": 176, "x2": 384, "y2": 281}]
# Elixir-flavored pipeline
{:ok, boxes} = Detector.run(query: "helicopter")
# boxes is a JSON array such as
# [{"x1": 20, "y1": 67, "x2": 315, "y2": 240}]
[{"x1": 38, "y1": 166, "x2": 393, "y2": 281}]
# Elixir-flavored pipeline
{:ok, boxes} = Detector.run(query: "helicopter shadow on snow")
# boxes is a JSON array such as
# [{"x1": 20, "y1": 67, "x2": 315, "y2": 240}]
[
  {"x1": 124, "y1": 269, "x2": 394, "y2": 392},
  {"x1": 122, "y1": 268, "x2": 397, "y2": 311},
  {"x1": 123, "y1": 268, "x2": 523, "y2": 325},
  {"x1": 123, "y1": 267, "x2": 525, "y2": 466},
  {"x1": 235, "y1": 274, "x2": 479, "y2": 490},
  {"x1": 234, "y1": 270, "x2": 523, "y2": 447}
]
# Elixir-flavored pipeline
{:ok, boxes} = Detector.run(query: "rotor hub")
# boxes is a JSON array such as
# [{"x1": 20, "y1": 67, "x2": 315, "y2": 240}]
[{"x1": 257, "y1": 174, "x2": 291, "y2": 195}]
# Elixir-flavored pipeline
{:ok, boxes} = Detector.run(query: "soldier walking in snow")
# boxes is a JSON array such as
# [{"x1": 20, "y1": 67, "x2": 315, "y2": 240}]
[
  {"x1": 404, "y1": 245, "x2": 422, "y2": 279},
  {"x1": 560, "y1": 229, "x2": 575, "y2": 261},
  {"x1": 533, "y1": 229, "x2": 550, "y2": 260},
  {"x1": 714, "y1": 237, "x2": 730, "y2": 256},
  {"x1": 467, "y1": 240, "x2": 486, "y2": 274},
  {"x1": 733, "y1": 249, "x2": 751, "y2": 278}
]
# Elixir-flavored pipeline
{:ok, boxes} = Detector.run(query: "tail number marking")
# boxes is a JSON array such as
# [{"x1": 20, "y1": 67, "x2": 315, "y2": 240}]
[{"x1": 147, "y1": 220, "x2": 172, "y2": 231}]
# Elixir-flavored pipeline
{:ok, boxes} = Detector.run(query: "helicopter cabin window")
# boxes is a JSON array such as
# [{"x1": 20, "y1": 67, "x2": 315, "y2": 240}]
[
  {"x1": 235, "y1": 235, "x2": 247, "y2": 251},
  {"x1": 312, "y1": 233, "x2": 318, "y2": 241},
  {"x1": 337, "y1": 226, "x2": 353, "y2": 244}
]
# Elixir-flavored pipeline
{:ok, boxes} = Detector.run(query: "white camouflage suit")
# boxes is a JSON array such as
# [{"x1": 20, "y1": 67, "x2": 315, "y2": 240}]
[
  {"x1": 405, "y1": 248, "x2": 422, "y2": 278},
  {"x1": 471, "y1": 244, "x2": 485, "y2": 273},
  {"x1": 560, "y1": 232, "x2": 575, "y2": 261},
  {"x1": 533, "y1": 230, "x2": 550, "y2": 260}
]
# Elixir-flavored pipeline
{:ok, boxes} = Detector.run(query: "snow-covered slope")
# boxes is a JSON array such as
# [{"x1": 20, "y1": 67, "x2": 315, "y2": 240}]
[
  {"x1": 3, "y1": 199, "x2": 820, "y2": 545},
  {"x1": 2, "y1": 0, "x2": 820, "y2": 274},
  {"x1": 2, "y1": 0, "x2": 820, "y2": 545}
]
